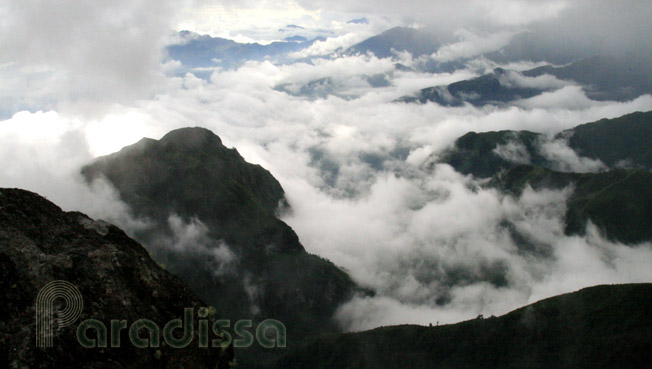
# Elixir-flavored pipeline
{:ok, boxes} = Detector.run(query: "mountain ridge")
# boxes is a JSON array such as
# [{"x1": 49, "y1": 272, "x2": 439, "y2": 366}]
[{"x1": 268, "y1": 283, "x2": 652, "y2": 369}]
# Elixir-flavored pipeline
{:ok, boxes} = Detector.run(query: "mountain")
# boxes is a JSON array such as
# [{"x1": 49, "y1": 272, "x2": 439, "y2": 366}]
[
  {"x1": 523, "y1": 54, "x2": 652, "y2": 101},
  {"x1": 0, "y1": 188, "x2": 234, "y2": 368},
  {"x1": 492, "y1": 166, "x2": 652, "y2": 244},
  {"x1": 400, "y1": 54, "x2": 652, "y2": 106},
  {"x1": 81, "y1": 127, "x2": 356, "y2": 363},
  {"x1": 346, "y1": 27, "x2": 441, "y2": 58},
  {"x1": 433, "y1": 111, "x2": 652, "y2": 244},
  {"x1": 398, "y1": 68, "x2": 547, "y2": 106},
  {"x1": 166, "y1": 31, "x2": 324, "y2": 70},
  {"x1": 436, "y1": 111, "x2": 652, "y2": 178},
  {"x1": 268, "y1": 284, "x2": 652, "y2": 369},
  {"x1": 434, "y1": 129, "x2": 549, "y2": 177},
  {"x1": 83, "y1": 128, "x2": 297, "y2": 253},
  {"x1": 560, "y1": 111, "x2": 652, "y2": 168},
  {"x1": 274, "y1": 73, "x2": 391, "y2": 99}
]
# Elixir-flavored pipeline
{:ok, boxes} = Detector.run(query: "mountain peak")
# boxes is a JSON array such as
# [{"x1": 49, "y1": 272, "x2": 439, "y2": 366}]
[{"x1": 159, "y1": 126, "x2": 223, "y2": 148}]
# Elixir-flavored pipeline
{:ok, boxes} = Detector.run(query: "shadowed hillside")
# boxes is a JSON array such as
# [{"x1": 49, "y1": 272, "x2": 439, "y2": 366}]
[{"x1": 268, "y1": 284, "x2": 652, "y2": 369}]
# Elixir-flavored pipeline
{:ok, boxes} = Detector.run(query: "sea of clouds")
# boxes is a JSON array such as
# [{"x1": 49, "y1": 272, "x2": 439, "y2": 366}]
[{"x1": 2, "y1": 0, "x2": 652, "y2": 332}]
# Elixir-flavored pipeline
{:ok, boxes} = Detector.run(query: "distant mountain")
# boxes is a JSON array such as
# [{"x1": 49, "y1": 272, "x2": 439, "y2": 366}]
[
  {"x1": 437, "y1": 111, "x2": 652, "y2": 177},
  {"x1": 0, "y1": 188, "x2": 233, "y2": 368},
  {"x1": 274, "y1": 73, "x2": 391, "y2": 99},
  {"x1": 81, "y1": 127, "x2": 356, "y2": 364},
  {"x1": 166, "y1": 31, "x2": 324, "y2": 69},
  {"x1": 523, "y1": 54, "x2": 652, "y2": 101},
  {"x1": 398, "y1": 67, "x2": 548, "y2": 106},
  {"x1": 433, "y1": 111, "x2": 652, "y2": 244},
  {"x1": 268, "y1": 284, "x2": 652, "y2": 369},
  {"x1": 400, "y1": 54, "x2": 652, "y2": 106},
  {"x1": 435, "y1": 130, "x2": 549, "y2": 177},
  {"x1": 347, "y1": 17, "x2": 369, "y2": 25},
  {"x1": 346, "y1": 27, "x2": 441, "y2": 58}
]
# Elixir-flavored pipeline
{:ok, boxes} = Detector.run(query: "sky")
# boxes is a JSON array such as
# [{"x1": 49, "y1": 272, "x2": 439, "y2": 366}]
[{"x1": 2, "y1": 0, "x2": 652, "y2": 331}]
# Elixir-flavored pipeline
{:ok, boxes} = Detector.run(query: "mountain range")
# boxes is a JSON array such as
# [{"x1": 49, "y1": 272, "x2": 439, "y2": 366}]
[{"x1": 400, "y1": 55, "x2": 652, "y2": 106}]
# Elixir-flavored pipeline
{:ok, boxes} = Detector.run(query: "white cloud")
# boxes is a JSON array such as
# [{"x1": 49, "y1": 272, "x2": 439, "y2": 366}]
[
  {"x1": 164, "y1": 214, "x2": 237, "y2": 276},
  {"x1": 538, "y1": 137, "x2": 607, "y2": 173},
  {"x1": 432, "y1": 30, "x2": 515, "y2": 62},
  {"x1": 493, "y1": 141, "x2": 532, "y2": 165},
  {"x1": 288, "y1": 32, "x2": 374, "y2": 58}
]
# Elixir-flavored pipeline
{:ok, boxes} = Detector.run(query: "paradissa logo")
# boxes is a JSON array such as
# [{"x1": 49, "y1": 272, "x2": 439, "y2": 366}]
[{"x1": 36, "y1": 280, "x2": 286, "y2": 349}]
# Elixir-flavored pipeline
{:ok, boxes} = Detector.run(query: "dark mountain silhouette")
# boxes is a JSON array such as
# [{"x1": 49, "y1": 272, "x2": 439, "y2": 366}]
[
  {"x1": 81, "y1": 127, "x2": 356, "y2": 365},
  {"x1": 268, "y1": 284, "x2": 652, "y2": 369},
  {"x1": 0, "y1": 188, "x2": 234, "y2": 368}
]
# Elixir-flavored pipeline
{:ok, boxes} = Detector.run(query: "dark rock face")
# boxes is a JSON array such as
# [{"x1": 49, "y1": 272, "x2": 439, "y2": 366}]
[
  {"x1": 81, "y1": 127, "x2": 356, "y2": 364},
  {"x1": 0, "y1": 188, "x2": 234, "y2": 369},
  {"x1": 82, "y1": 127, "x2": 299, "y2": 253}
]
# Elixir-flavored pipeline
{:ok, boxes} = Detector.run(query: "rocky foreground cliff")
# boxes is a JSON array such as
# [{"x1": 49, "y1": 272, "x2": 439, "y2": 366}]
[{"x1": 0, "y1": 188, "x2": 234, "y2": 369}]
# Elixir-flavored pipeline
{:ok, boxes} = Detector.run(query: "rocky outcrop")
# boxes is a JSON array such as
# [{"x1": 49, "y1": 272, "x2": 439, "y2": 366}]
[{"x1": 0, "y1": 188, "x2": 234, "y2": 369}]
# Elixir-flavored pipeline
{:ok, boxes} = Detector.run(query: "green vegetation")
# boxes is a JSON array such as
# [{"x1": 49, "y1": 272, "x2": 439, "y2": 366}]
[
  {"x1": 563, "y1": 111, "x2": 652, "y2": 169},
  {"x1": 493, "y1": 165, "x2": 652, "y2": 244},
  {"x1": 437, "y1": 130, "x2": 548, "y2": 178},
  {"x1": 435, "y1": 111, "x2": 652, "y2": 244}
]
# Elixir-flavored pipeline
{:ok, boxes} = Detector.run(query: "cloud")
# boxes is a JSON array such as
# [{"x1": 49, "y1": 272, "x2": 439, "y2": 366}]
[
  {"x1": 288, "y1": 32, "x2": 374, "y2": 58},
  {"x1": 162, "y1": 214, "x2": 238, "y2": 276},
  {"x1": 0, "y1": 0, "x2": 186, "y2": 113},
  {"x1": 500, "y1": 70, "x2": 569, "y2": 90},
  {"x1": 537, "y1": 137, "x2": 607, "y2": 173},
  {"x1": 292, "y1": 0, "x2": 569, "y2": 30},
  {"x1": 325, "y1": 181, "x2": 652, "y2": 331},
  {"x1": 432, "y1": 30, "x2": 515, "y2": 62},
  {"x1": 493, "y1": 141, "x2": 532, "y2": 165},
  {"x1": 0, "y1": 111, "x2": 149, "y2": 234}
]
